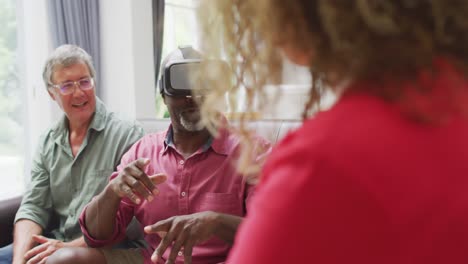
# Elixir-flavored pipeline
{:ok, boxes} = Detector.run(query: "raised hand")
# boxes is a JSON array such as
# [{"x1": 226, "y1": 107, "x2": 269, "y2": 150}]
[{"x1": 110, "y1": 158, "x2": 167, "y2": 204}]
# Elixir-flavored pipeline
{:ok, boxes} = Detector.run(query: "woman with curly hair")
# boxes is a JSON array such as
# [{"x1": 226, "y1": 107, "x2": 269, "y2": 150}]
[{"x1": 196, "y1": 0, "x2": 468, "y2": 263}]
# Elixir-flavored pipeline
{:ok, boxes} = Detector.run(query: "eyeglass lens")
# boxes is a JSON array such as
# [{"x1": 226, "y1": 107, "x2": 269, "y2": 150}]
[{"x1": 59, "y1": 78, "x2": 93, "y2": 94}]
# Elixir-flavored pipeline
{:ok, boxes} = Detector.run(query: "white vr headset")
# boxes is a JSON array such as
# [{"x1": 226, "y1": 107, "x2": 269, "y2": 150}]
[{"x1": 159, "y1": 47, "x2": 229, "y2": 97}]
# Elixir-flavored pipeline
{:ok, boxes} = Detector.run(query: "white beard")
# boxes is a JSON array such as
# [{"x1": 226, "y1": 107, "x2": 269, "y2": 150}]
[{"x1": 179, "y1": 112, "x2": 204, "y2": 132}]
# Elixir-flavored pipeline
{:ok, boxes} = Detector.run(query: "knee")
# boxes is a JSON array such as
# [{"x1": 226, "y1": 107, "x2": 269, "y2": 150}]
[{"x1": 47, "y1": 248, "x2": 87, "y2": 264}]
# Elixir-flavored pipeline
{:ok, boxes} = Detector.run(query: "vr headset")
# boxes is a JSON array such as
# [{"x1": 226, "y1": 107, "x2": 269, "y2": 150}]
[{"x1": 159, "y1": 47, "x2": 229, "y2": 97}]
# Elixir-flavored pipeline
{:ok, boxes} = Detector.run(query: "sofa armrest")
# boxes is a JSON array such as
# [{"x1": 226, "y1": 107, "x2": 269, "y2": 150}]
[{"x1": 0, "y1": 195, "x2": 22, "y2": 247}]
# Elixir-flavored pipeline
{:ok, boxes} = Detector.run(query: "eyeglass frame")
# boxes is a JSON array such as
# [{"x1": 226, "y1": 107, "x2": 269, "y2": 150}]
[{"x1": 48, "y1": 77, "x2": 95, "y2": 95}]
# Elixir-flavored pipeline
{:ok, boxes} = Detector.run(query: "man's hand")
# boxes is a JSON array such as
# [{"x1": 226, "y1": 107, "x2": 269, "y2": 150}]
[
  {"x1": 24, "y1": 235, "x2": 64, "y2": 264},
  {"x1": 144, "y1": 211, "x2": 220, "y2": 264},
  {"x1": 110, "y1": 158, "x2": 167, "y2": 204}
]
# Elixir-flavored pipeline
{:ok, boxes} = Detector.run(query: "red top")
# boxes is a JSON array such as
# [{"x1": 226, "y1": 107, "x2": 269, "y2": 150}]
[{"x1": 228, "y1": 68, "x2": 468, "y2": 264}]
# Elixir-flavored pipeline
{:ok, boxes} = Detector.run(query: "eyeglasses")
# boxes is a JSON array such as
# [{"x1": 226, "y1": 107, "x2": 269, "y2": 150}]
[{"x1": 50, "y1": 77, "x2": 94, "y2": 95}]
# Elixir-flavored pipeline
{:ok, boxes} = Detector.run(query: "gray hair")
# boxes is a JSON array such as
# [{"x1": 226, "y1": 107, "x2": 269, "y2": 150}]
[{"x1": 42, "y1": 44, "x2": 96, "y2": 88}]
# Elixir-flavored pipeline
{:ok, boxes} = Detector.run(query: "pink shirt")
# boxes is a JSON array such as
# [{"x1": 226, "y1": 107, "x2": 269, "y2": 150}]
[{"x1": 81, "y1": 126, "x2": 269, "y2": 264}]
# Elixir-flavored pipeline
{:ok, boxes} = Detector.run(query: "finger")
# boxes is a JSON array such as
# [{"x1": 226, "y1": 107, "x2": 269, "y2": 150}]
[
  {"x1": 134, "y1": 158, "x2": 151, "y2": 170},
  {"x1": 26, "y1": 250, "x2": 47, "y2": 264},
  {"x1": 127, "y1": 160, "x2": 157, "y2": 195},
  {"x1": 151, "y1": 253, "x2": 160, "y2": 263},
  {"x1": 148, "y1": 174, "x2": 168, "y2": 197},
  {"x1": 154, "y1": 226, "x2": 178, "y2": 262},
  {"x1": 123, "y1": 174, "x2": 153, "y2": 202},
  {"x1": 32, "y1": 235, "x2": 49, "y2": 244},
  {"x1": 38, "y1": 256, "x2": 48, "y2": 264},
  {"x1": 27, "y1": 253, "x2": 45, "y2": 264},
  {"x1": 166, "y1": 232, "x2": 189, "y2": 264},
  {"x1": 183, "y1": 240, "x2": 195, "y2": 264},
  {"x1": 144, "y1": 218, "x2": 173, "y2": 234},
  {"x1": 121, "y1": 183, "x2": 141, "y2": 204},
  {"x1": 24, "y1": 243, "x2": 48, "y2": 260},
  {"x1": 149, "y1": 173, "x2": 167, "y2": 186},
  {"x1": 41, "y1": 247, "x2": 56, "y2": 258},
  {"x1": 157, "y1": 231, "x2": 168, "y2": 239}
]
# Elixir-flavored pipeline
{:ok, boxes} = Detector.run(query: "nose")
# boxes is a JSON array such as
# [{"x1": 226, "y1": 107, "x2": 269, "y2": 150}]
[
  {"x1": 185, "y1": 95, "x2": 195, "y2": 104},
  {"x1": 72, "y1": 83, "x2": 86, "y2": 96}
]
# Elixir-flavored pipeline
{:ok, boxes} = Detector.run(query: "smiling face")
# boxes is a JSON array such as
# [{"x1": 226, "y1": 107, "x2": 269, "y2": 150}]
[{"x1": 48, "y1": 62, "x2": 96, "y2": 127}]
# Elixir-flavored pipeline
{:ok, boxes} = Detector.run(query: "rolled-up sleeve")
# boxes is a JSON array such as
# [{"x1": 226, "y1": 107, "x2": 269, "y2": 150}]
[
  {"x1": 14, "y1": 140, "x2": 52, "y2": 228},
  {"x1": 79, "y1": 142, "x2": 142, "y2": 247},
  {"x1": 79, "y1": 186, "x2": 135, "y2": 247}
]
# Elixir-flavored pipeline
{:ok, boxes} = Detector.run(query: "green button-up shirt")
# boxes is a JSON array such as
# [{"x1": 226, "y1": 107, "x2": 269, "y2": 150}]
[{"x1": 15, "y1": 99, "x2": 144, "y2": 241}]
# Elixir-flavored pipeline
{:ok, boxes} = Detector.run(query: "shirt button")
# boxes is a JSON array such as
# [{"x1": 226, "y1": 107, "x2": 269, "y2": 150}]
[
  {"x1": 178, "y1": 251, "x2": 183, "y2": 256},
  {"x1": 179, "y1": 160, "x2": 184, "y2": 165},
  {"x1": 181, "y1": 191, "x2": 186, "y2": 197}
]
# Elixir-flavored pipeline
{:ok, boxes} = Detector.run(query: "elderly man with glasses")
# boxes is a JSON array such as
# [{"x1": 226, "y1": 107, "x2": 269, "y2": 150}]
[{"x1": 0, "y1": 44, "x2": 144, "y2": 264}]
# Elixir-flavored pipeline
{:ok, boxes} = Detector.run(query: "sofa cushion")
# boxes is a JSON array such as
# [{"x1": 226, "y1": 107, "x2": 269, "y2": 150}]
[
  {"x1": 0, "y1": 195, "x2": 22, "y2": 247},
  {"x1": 138, "y1": 118, "x2": 302, "y2": 144}
]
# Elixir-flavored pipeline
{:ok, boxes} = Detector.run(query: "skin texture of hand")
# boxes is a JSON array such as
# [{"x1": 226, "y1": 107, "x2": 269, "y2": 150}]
[
  {"x1": 13, "y1": 219, "x2": 42, "y2": 264},
  {"x1": 144, "y1": 211, "x2": 221, "y2": 264},
  {"x1": 24, "y1": 235, "x2": 64, "y2": 264},
  {"x1": 84, "y1": 158, "x2": 167, "y2": 240},
  {"x1": 110, "y1": 158, "x2": 167, "y2": 204}
]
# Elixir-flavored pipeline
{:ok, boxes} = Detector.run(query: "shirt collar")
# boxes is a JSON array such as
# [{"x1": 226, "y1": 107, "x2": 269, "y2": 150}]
[
  {"x1": 88, "y1": 97, "x2": 106, "y2": 132},
  {"x1": 163, "y1": 125, "x2": 175, "y2": 153},
  {"x1": 210, "y1": 115, "x2": 231, "y2": 155},
  {"x1": 162, "y1": 122, "x2": 230, "y2": 156},
  {"x1": 209, "y1": 128, "x2": 230, "y2": 155}
]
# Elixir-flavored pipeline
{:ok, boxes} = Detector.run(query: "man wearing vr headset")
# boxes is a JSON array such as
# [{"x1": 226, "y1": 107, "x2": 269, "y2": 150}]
[{"x1": 47, "y1": 47, "x2": 270, "y2": 264}]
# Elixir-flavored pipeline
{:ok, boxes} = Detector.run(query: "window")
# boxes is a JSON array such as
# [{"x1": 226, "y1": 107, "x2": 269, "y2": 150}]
[
  {"x1": 155, "y1": 0, "x2": 198, "y2": 118},
  {"x1": 0, "y1": 0, "x2": 23, "y2": 199},
  {"x1": 0, "y1": 0, "x2": 53, "y2": 199},
  {"x1": 154, "y1": 0, "x2": 330, "y2": 120}
]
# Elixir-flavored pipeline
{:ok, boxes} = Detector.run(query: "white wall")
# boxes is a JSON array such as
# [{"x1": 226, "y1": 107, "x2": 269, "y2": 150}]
[
  {"x1": 261, "y1": 56, "x2": 340, "y2": 120},
  {"x1": 98, "y1": 1, "x2": 325, "y2": 121},
  {"x1": 100, "y1": 0, "x2": 156, "y2": 120},
  {"x1": 263, "y1": 57, "x2": 312, "y2": 120}
]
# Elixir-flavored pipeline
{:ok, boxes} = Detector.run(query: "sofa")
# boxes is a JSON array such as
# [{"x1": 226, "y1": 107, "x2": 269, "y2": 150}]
[
  {"x1": 139, "y1": 118, "x2": 302, "y2": 144},
  {"x1": 0, "y1": 196, "x2": 22, "y2": 247},
  {"x1": 0, "y1": 118, "x2": 302, "y2": 247}
]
